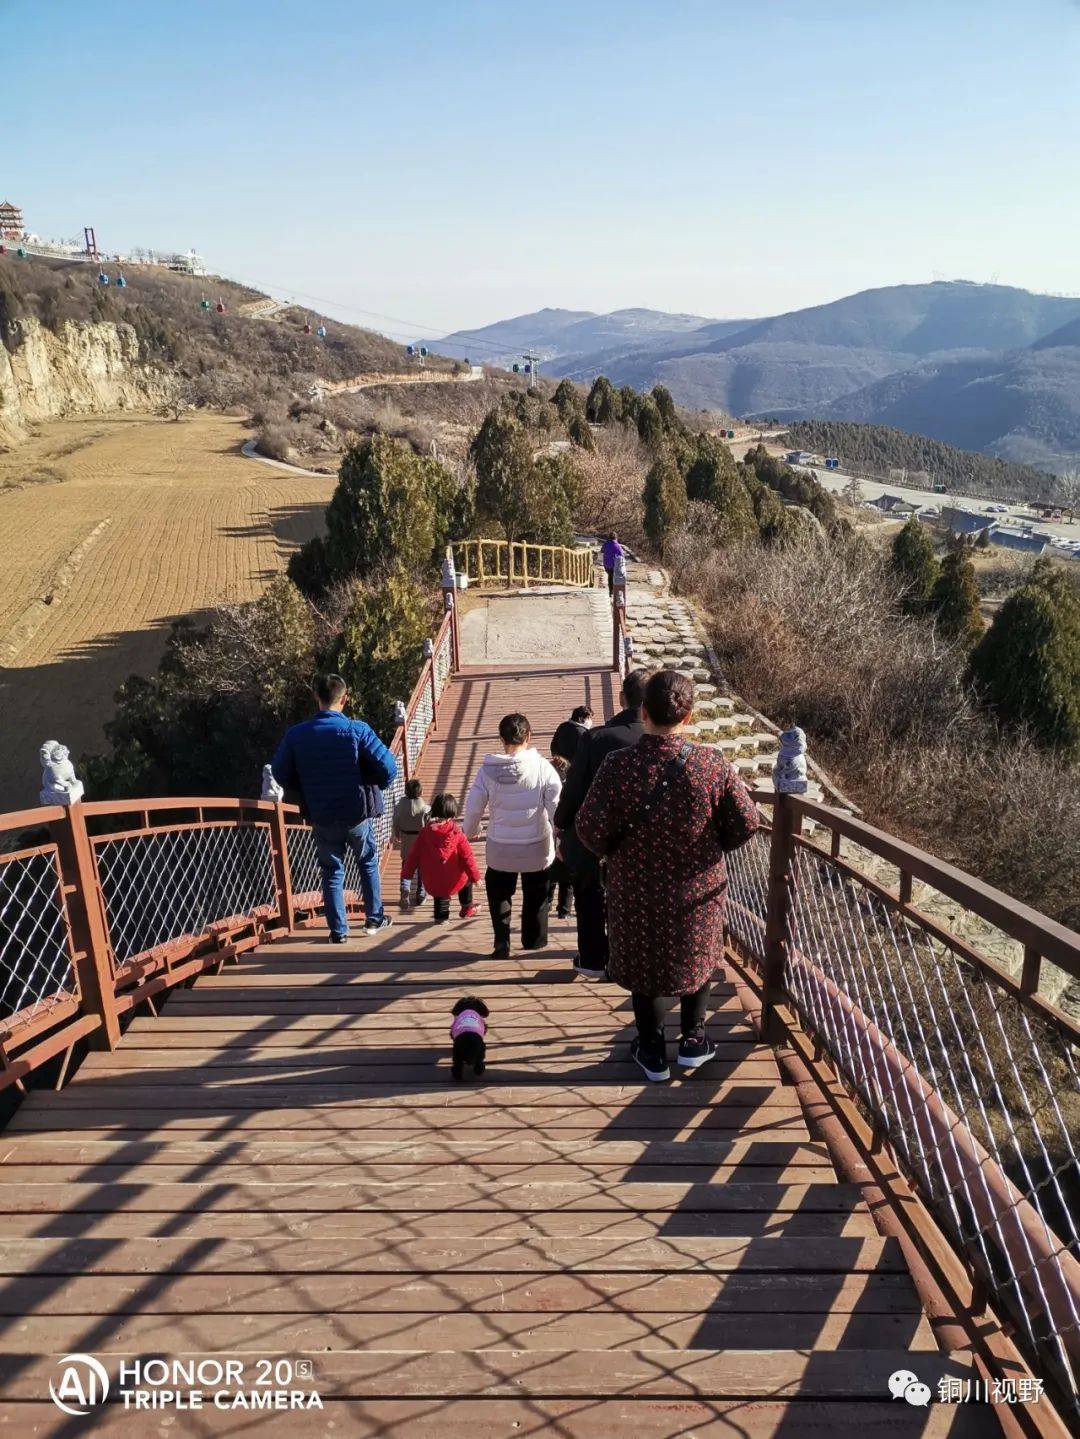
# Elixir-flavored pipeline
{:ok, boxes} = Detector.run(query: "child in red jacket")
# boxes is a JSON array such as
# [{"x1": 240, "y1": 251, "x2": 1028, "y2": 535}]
[{"x1": 401, "y1": 793, "x2": 481, "y2": 921}]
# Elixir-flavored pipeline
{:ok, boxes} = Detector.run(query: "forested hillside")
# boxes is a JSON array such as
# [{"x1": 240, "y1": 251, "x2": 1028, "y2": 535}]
[{"x1": 783, "y1": 420, "x2": 1068, "y2": 503}]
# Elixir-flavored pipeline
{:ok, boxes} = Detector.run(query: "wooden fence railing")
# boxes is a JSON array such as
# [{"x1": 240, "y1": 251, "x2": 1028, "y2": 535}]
[
  {"x1": 452, "y1": 538, "x2": 594, "y2": 588},
  {"x1": 0, "y1": 592, "x2": 460, "y2": 1094},
  {"x1": 725, "y1": 789, "x2": 1080, "y2": 1423}
]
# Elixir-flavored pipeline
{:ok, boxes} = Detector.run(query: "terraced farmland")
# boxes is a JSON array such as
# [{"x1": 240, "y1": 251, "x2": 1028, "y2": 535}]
[{"x1": 0, "y1": 412, "x2": 334, "y2": 809}]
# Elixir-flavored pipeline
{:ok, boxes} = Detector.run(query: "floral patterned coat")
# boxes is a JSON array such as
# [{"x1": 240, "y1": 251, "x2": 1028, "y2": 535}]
[{"x1": 574, "y1": 734, "x2": 761, "y2": 996}]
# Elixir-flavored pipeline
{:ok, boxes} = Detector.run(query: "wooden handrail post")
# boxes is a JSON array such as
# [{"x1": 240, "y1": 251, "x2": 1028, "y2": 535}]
[
  {"x1": 269, "y1": 801, "x2": 296, "y2": 932},
  {"x1": 761, "y1": 792, "x2": 802, "y2": 1043},
  {"x1": 50, "y1": 803, "x2": 121, "y2": 1050}
]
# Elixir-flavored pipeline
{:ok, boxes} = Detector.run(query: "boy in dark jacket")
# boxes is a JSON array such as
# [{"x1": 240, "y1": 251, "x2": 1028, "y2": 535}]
[
  {"x1": 272, "y1": 674, "x2": 397, "y2": 944},
  {"x1": 402, "y1": 793, "x2": 481, "y2": 921}
]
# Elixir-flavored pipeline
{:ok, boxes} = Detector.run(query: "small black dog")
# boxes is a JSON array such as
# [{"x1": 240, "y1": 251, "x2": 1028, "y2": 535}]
[{"x1": 450, "y1": 995, "x2": 490, "y2": 1081}]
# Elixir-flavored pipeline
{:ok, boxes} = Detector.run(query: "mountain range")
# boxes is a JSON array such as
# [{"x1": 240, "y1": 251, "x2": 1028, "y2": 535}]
[{"x1": 437, "y1": 282, "x2": 1080, "y2": 469}]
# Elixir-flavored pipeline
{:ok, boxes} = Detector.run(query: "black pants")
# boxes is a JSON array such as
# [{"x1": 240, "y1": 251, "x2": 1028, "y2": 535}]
[
  {"x1": 433, "y1": 883, "x2": 473, "y2": 920},
  {"x1": 632, "y1": 980, "x2": 711, "y2": 1044},
  {"x1": 572, "y1": 863, "x2": 608, "y2": 969},
  {"x1": 485, "y1": 868, "x2": 550, "y2": 950},
  {"x1": 605, "y1": 567, "x2": 614, "y2": 594}
]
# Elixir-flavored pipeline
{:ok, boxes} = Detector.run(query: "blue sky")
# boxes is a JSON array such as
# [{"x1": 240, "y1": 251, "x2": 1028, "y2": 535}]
[{"x1": 3, "y1": 0, "x2": 1078, "y2": 337}]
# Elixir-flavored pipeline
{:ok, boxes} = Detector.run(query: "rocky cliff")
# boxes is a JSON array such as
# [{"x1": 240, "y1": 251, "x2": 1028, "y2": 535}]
[{"x1": 0, "y1": 318, "x2": 170, "y2": 446}]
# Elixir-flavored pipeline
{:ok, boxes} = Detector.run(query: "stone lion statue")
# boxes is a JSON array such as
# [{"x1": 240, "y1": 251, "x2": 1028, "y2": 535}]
[
  {"x1": 39, "y1": 741, "x2": 85, "y2": 806},
  {"x1": 260, "y1": 764, "x2": 285, "y2": 803}
]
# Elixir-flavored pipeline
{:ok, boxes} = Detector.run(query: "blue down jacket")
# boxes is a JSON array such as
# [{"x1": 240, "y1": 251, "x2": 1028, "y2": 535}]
[{"x1": 272, "y1": 711, "x2": 397, "y2": 826}]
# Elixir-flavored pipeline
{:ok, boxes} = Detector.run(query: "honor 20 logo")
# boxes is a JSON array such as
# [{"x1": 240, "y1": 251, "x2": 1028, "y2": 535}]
[{"x1": 49, "y1": 1353, "x2": 110, "y2": 1415}]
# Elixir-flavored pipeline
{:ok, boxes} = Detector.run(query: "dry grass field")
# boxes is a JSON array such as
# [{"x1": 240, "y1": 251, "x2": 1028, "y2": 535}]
[{"x1": 0, "y1": 412, "x2": 335, "y2": 810}]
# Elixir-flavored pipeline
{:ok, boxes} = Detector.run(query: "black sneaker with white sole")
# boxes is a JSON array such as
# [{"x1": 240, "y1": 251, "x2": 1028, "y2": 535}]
[
  {"x1": 630, "y1": 1038, "x2": 670, "y2": 1082},
  {"x1": 572, "y1": 955, "x2": 608, "y2": 981},
  {"x1": 677, "y1": 1030, "x2": 717, "y2": 1070},
  {"x1": 364, "y1": 914, "x2": 393, "y2": 937}
]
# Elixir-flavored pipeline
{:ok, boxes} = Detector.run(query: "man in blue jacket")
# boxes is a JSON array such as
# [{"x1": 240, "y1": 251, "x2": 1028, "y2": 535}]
[{"x1": 272, "y1": 674, "x2": 398, "y2": 943}]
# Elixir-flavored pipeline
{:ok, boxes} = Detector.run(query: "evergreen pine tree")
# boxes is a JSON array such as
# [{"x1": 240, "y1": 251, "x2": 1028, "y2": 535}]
[
  {"x1": 642, "y1": 448, "x2": 687, "y2": 554},
  {"x1": 324, "y1": 434, "x2": 443, "y2": 581},
  {"x1": 967, "y1": 560, "x2": 1080, "y2": 756},
  {"x1": 334, "y1": 568, "x2": 434, "y2": 739},
  {"x1": 470, "y1": 409, "x2": 540, "y2": 548},
  {"x1": 636, "y1": 395, "x2": 664, "y2": 451},
  {"x1": 891, "y1": 518, "x2": 940, "y2": 610},
  {"x1": 927, "y1": 548, "x2": 983, "y2": 645},
  {"x1": 552, "y1": 378, "x2": 582, "y2": 423},
  {"x1": 585, "y1": 376, "x2": 620, "y2": 424}
]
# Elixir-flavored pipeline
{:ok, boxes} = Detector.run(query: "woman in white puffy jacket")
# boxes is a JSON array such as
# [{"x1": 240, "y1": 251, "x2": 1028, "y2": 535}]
[{"x1": 463, "y1": 712, "x2": 562, "y2": 958}]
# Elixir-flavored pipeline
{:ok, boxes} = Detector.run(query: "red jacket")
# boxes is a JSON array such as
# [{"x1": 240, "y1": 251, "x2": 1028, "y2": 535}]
[{"x1": 401, "y1": 820, "x2": 480, "y2": 897}]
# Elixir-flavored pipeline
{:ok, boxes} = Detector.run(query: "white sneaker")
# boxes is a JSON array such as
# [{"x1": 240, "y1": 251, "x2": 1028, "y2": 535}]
[{"x1": 364, "y1": 914, "x2": 393, "y2": 936}]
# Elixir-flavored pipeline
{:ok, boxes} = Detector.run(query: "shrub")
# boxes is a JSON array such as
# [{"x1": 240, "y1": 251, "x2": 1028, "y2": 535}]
[
  {"x1": 567, "y1": 412, "x2": 594, "y2": 450},
  {"x1": 257, "y1": 424, "x2": 294, "y2": 463},
  {"x1": 928, "y1": 548, "x2": 983, "y2": 645},
  {"x1": 891, "y1": 517, "x2": 940, "y2": 611},
  {"x1": 84, "y1": 577, "x2": 317, "y2": 797},
  {"x1": 967, "y1": 559, "x2": 1080, "y2": 756}
]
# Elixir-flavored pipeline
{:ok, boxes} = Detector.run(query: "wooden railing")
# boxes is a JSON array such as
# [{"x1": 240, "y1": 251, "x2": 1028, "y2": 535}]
[
  {"x1": 0, "y1": 594, "x2": 460, "y2": 1094},
  {"x1": 725, "y1": 789, "x2": 1080, "y2": 1423},
  {"x1": 452, "y1": 538, "x2": 594, "y2": 588}
]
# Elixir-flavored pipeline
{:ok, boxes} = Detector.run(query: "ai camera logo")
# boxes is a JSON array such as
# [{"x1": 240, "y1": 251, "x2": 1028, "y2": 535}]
[
  {"x1": 889, "y1": 1368, "x2": 932, "y2": 1407},
  {"x1": 50, "y1": 1353, "x2": 110, "y2": 1416}
]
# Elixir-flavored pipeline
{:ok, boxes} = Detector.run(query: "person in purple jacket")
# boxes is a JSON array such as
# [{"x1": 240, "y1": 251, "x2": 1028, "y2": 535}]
[{"x1": 600, "y1": 532, "x2": 625, "y2": 594}]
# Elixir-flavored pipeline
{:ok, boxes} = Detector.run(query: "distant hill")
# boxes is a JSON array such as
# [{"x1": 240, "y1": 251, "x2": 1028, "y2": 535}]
[
  {"x1": 436, "y1": 305, "x2": 721, "y2": 371},
  {"x1": 449, "y1": 280, "x2": 1080, "y2": 467},
  {"x1": 824, "y1": 336, "x2": 1080, "y2": 471}
]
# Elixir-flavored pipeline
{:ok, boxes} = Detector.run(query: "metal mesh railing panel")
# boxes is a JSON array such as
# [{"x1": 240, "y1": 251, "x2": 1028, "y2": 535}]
[
  {"x1": 405, "y1": 685, "x2": 434, "y2": 774},
  {"x1": 95, "y1": 823, "x2": 276, "y2": 966},
  {"x1": 434, "y1": 626, "x2": 453, "y2": 702},
  {"x1": 285, "y1": 823, "x2": 365, "y2": 903},
  {"x1": 725, "y1": 826, "x2": 770, "y2": 966},
  {"x1": 784, "y1": 843, "x2": 1080, "y2": 1410},
  {"x1": 0, "y1": 847, "x2": 77, "y2": 1023}
]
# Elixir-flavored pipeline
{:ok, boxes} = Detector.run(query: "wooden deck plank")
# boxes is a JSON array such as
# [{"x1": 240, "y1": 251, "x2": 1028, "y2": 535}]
[
  {"x1": 0, "y1": 1137, "x2": 832, "y2": 1166},
  {"x1": 0, "y1": 1399, "x2": 991, "y2": 1438},
  {"x1": 0, "y1": 1271, "x2": 921, "y2": 1313},
  {"x1": 0, "y1": 1179, "x2": 865, "y2": 1213},
  {"x1": 1, "y1": 1310, "x2": 938, "y2": 1352},
  {"x1": 0, "y1": 1347, "x2": 973, "y2": 1399},
  {"x1": 0, "y1": 1211, "x2": 881, "y2": 1240}
]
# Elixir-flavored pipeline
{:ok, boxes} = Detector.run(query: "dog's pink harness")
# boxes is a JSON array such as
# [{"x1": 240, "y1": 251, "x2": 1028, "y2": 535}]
[{"x1": 450, "y1": 1009, "x2": 487, "y2": 1040}]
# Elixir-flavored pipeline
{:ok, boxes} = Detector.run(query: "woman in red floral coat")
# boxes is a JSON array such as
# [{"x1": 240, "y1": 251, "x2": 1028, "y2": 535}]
[{"x1": 574, "y1": 669, "x2": 760, "y2": 1082}]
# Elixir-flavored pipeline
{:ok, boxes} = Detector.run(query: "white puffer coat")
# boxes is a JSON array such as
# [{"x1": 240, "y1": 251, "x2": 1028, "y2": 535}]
[{"x1": 463, "y1": 748, "x2": 562, "y2": 873}]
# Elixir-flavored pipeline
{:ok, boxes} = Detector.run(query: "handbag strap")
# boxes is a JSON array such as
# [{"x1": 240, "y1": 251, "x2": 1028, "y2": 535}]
[{"x1": 613, "y1": 741, "x2": 693, "y2": 849}]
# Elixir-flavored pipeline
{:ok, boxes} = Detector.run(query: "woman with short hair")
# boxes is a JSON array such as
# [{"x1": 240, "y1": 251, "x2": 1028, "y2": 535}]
[{"x1": 574, "y1": 669, "x2": 760, "y2": 1080}]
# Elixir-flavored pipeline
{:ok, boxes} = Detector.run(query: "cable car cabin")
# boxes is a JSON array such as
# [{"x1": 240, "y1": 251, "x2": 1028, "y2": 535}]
[
  {"x1": 98, "y1": 272, "x2": 110, "y2": 285},
  {"x1": 316, "y1": 325, "x2": 327, "y2": 338},
  {"x1": 215, "y1": 300, "x2": 226, "y2": 314},
  {"x1": 200, "y1": 298, "x2": 211, "y2": 311},
  {"x1": 115, "y1": 275, "x2": 127, "y2": 289},
  {"x1": 303, "y1": 322, "x2": 312, "y2": 335}
]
